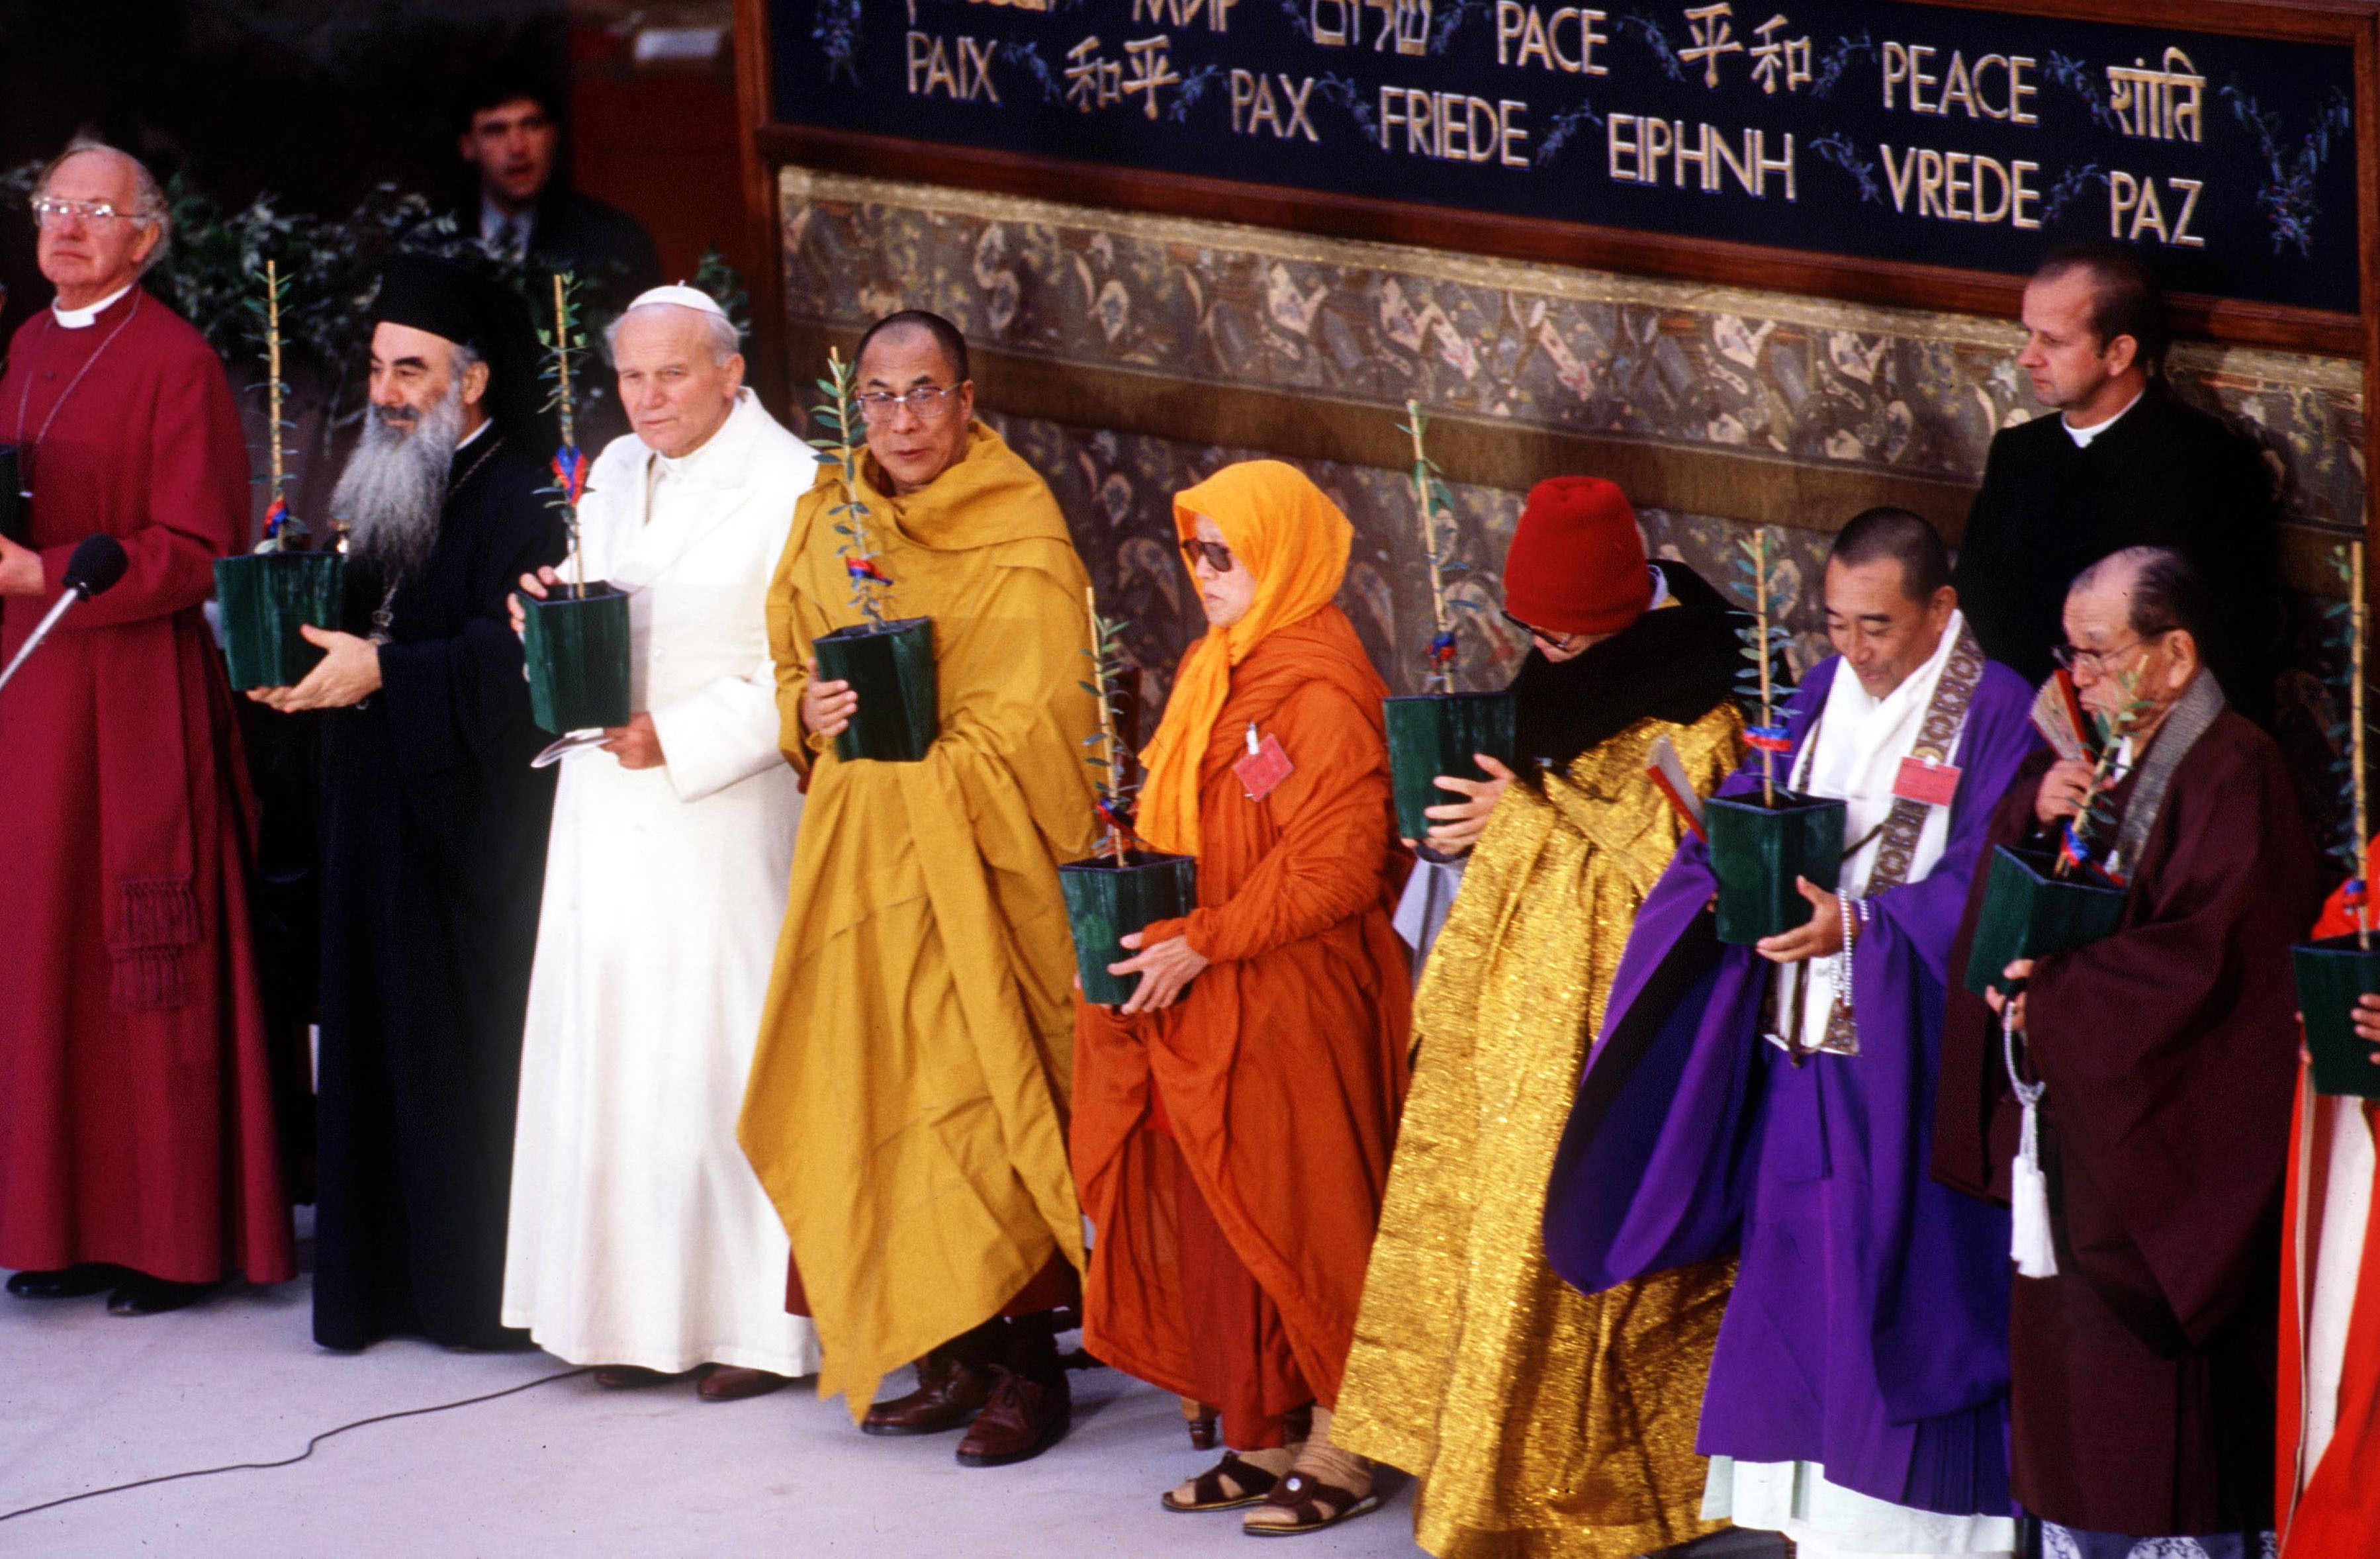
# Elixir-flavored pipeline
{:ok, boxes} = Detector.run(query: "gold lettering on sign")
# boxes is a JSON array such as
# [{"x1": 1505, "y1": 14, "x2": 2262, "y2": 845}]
[
  {"x1": 1880, "y1": 144, "x2": 2041, "y2": 228},
  {"x1": 1230, "y1": 69, "x2": 1322, "y2": 139},
  {"x1": 1680, "y1": 4, "x2": 1744, "y2": 89},
  {"x1": 1882, "y1": 43, "x2": 2037, "y2": 123},
  {"x1": 907, "y1": 32, "x2": 1002, "y2": 101},
  {"x1": 968, "y1": 0, "x2": 1048, "y2": 9},
  {"x1": 1494, "y1": 3, "x2": 1610, "y2": 74},
  {"x1": 1064, "y1": 36, "x2": 1125, "y2": 110},
  {"x1": 2107, "y1": 48, "x2": 2205, "y2": 142},
  {"x1": 1748, "y1": 15, "x2": 1809, "y2": 95},
  {"x1": 2109, "y1": 171, "x2": 2208, "y2": 245},
  {"x1": 1609, "y1": 115, "x2": 1794, "y2": 198},
  {"x1": 1132, "y1": 0, "x2": 1240, "y2": 28},
  {"x1": 1379, "y1": 88, "x2": 1531, "y2": 165},
  {"x1": 1312, "y1": 0, "x2": 1350, "y2": 43}
]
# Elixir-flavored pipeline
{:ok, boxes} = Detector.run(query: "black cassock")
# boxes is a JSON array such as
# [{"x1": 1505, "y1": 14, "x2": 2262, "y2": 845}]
[
  {"x1": 1950, "y1": 382, "x2": 2279, "y2": 725},
  {"x1": 312, "y1": 431, "x2": 567, "y2": 1351}
]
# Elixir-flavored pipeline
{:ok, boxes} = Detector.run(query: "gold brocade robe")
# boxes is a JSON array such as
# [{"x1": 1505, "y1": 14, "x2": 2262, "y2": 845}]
[
  {"x1": 1333, "y1": 705, "x2": 1741, "y2": 1558},
  {"x1": 737, "y1": 423, "x2": 1099, "y2": 1417}
]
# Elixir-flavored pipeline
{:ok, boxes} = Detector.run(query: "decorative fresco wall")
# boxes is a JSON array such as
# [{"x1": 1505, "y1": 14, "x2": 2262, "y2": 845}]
[{"x1": 776, "y1": 164, "x2": 2365, "y2": 860}]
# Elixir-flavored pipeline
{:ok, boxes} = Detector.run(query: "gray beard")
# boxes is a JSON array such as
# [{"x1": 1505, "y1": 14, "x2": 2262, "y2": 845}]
[{"x1": 332, "y1": 386, "x2": 464, "y2": 585}]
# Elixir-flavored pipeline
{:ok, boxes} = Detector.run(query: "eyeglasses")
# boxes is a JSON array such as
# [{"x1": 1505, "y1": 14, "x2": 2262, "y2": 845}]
[
  {"x1": 1499, "y1": 607, "x2": 1582, "y2": 648},
  {"x1": 2051, "y1": 630, "x2": 2168, "y2": 677},
  {"x1": 30, "y1": 197, "x2": 146, "y2": 230},
  {"x1": 856, "y1": 384, "x2": 960, "y2": 423},
  {"x1": 1180, "y1": 537, "x2": 1235, "y2": 573}
]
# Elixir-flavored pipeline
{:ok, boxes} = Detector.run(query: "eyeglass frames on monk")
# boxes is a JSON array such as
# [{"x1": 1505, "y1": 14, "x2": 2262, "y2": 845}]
[
  {"x1": 1500, "y1": 608, "x2": 1582, "y2": 647},
  {"x1": 2051, "y1": 630, "x2": 2170, "y2": 676},
  {"x1": 1180, "y1": 538, "x2": 1236, "y2": 573},
  {"x1": 30, "y1": 197, "x2": 150, "y2": 229},
  {"x1": 856, "y1": 384, "x2": 962, "y2": 423}
]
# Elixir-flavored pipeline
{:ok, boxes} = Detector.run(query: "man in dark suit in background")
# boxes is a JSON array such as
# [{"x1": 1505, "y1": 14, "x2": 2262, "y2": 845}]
[
  {"x1": 1952, "y1": 245, "x2": 2281, "y2": 726},
  {"x1": 450, "y1": 65, "x2": 662, "y2": 318}
]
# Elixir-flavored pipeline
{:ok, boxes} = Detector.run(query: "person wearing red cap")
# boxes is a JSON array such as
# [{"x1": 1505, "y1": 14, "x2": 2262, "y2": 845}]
[{"x1": 1332, "y1": 476, "x2": 1753, "y2": 1556}]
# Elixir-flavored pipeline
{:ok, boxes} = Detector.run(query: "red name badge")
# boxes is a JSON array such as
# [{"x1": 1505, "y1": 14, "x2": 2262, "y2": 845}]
[
  {"x1": 1235, "y1": 730, "x2": 1294, "y2": 801},
  {"x1": 1893, "y1": 754, "x2": 1962, "y2": 807}
]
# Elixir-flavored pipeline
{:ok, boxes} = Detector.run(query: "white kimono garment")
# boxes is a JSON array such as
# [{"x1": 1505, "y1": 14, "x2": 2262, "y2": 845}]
[{"x1": 502, "y1": 390, "x2": 821, "y2": 1374}]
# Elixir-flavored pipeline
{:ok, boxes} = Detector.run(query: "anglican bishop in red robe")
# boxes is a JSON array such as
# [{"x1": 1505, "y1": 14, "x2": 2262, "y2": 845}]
[{"x1": 0, "y1": 140, "x2": 294, "y2": 1314}]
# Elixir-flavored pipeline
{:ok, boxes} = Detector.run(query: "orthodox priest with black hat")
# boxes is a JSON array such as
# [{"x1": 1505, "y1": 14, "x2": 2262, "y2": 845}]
[{"x1": 250, "y1": 252, "x2": 566, "y2": 1351}]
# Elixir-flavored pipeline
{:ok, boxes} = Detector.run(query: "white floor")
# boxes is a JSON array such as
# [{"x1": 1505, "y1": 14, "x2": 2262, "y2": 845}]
[{"x1": 0, "y1": 1245, "x2": 1428, "y2": 1558}]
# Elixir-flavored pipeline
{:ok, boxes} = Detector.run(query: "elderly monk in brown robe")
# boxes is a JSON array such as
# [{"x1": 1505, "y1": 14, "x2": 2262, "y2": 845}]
[
  {"x1": 1074, "y1": 459, "x2": 1411, "y2": 1537},
  {"x1": 739, "y1": 311, "x2": 1097, "y2": 1467},
  {"x1": 1936, "y1": 546, "x2": 2320, "y2": 1554},
  {"x1": 0, "y1": 138, "x2": 293, "y2": 1316}
]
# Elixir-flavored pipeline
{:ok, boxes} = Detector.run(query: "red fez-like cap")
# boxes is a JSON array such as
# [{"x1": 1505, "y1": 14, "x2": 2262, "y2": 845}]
[{"x1": 1501, "y1": 475, "x2": 1651, "y2": 637}]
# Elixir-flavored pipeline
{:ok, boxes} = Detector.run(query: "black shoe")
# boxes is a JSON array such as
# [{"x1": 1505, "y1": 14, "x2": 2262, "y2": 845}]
[
  {"x1": 107, "y1": 1274, "x2": 222, "y2": 1315},
  {"x1": 7, "y1": 1264, "x2": 116, "y2": 1300}
]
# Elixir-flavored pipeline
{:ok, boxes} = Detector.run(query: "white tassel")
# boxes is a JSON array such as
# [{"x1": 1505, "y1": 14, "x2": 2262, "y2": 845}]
[{"x1": 2003, "y1": 1006, "x2": 2058, "y2": 1278}]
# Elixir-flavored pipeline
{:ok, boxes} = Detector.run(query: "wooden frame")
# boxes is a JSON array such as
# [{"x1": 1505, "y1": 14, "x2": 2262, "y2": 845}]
[{"x1": 737, "y1": 0, "x2": 2380, "y2": 558}]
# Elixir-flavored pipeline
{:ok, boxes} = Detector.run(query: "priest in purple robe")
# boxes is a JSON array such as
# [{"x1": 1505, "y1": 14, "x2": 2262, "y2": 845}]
[
  {"x1": 1543, "y1": 508, "x2": 2040, "y2": 1557},
  {"x1": 1935, "y1": 547, "x2": 2322, "y2": 1557}
]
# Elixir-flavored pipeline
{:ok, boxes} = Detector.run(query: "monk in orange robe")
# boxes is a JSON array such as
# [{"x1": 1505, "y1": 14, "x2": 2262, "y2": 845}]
[
  {"x1": 1074, "y1": 459, "x2": 1410, "y2": 1537},
  {"x1": 2278, "y1": 856, "x2": 2380, "y2": 1554}
]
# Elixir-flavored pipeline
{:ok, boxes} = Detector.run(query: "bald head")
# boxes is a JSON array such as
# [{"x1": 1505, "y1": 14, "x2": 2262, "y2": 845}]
[
  {"x1": 34, "y1": 140, "x2": 169, "y2": 308},
  {"x1": 610, "y1": 302, "x2": 745, "y2": 459}
]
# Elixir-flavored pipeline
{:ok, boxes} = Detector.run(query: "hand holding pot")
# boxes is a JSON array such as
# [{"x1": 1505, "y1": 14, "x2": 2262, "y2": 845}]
[
  {"x1": 801, "y1": 658, "x2": 858, "y2": 738},
  {"x1": 1755, "y1": 876, "x2": 1848, "y2": 963},
  {"x1": 2353, "y1": 993, "x2": 2380, "y2": 1061},
  {"x1": 508, "y1": 566, "x2": 561, "y2": 637},
  {"x1": 1110, "y1": 930, "x2": 1209, "y2": 1014},
  {"x1": 1412, "y1": 754, "x2": 1515, "y2": 854},
  {"x1": 1983, "y1": 958, "x2": 2035, "y2": 1032},
  {"x1": 0, "y1": 533, "x2": 41, "y2": 596},
  {"x1": 2035, "y1": 758, "x2": 2095, "y2": 826},
  {"x1": 601, "y1": 711, "x2": 666, "y2": 770},
  {"x1": 246, "y1": 626, "x2": 383, "y2": 712}
]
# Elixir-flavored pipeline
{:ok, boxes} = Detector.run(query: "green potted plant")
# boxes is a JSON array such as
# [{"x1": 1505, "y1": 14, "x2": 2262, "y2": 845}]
[
  {"x1": 1705, "y1": 526, "x2": 1844, "y2": 944},
  {"x1": 1962, "y1": 668, "x2": 2139, "y2": 998},
  {"x1": 518, "y1": 271, "x2": 631, "y2": 736},
  {"x1": 1383, "y1": 400, "x2": 1514, "y2": 842},
  {"x1": 2293, "y1": 541, "x2": 2380, "y2": 1097},
  {"x1": 214, "y1": 258, "x2": 344, "y2": 691},
  {"x1": 1058, "y1": 590, "x2": 1198, "y2": 1007},
  {"x1": 808, "y1": 347, "x2": 937, "y2": 763}
]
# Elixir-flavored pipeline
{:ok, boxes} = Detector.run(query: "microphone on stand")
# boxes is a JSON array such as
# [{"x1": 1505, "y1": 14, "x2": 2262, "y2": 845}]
[{"x1": 0, "y1": 534, "x2": 130, "y2": 694}]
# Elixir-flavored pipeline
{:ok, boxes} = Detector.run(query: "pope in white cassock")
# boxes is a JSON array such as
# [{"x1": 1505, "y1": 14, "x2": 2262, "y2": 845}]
[{"x1": 501, "y1": 286, "x2": 819, "y2": 1399}]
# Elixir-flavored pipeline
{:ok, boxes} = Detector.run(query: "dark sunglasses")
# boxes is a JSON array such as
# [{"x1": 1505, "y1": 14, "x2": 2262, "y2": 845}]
[{"x1": 1180, "y1": 537, "x2": 1236, "y2": 573}]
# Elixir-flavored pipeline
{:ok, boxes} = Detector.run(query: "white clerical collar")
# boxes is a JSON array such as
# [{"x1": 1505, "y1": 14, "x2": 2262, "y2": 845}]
[
  {"x1": 456, "y1": 418, "x2": 492, "y2": 452},
  {"x1": 2063, "y1": 386, "x2": 2145, "y2": 449},
  {"x1": 54, "y1": 283, "x2": 134, "y2": 329}
]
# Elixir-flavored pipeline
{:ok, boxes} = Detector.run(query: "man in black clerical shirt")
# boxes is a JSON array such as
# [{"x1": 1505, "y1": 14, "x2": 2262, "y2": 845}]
[
  {"x1": 250, "y1": 254, "x2": 566, "y2": 1352},
  {"x1": 1952, "y1": 245, "x2": 2279, "y2": 725},
  {"x1": 448, "y1": 64, "x2": 662, "y2": 316}
]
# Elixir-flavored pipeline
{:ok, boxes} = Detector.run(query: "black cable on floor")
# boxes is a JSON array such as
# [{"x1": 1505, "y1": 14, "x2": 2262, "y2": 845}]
[{"x1": 0, "y1": 1366, "x2": 592, "y2": 1525}]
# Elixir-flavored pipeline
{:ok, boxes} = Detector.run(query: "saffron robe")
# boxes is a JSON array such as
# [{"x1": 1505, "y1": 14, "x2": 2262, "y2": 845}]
[
  {"x1": 1934, "y1": 699, "x2": 2322, "y2": 1536},
  {"x1": 0, "y1": 288, "x2": 295, "y2": 1286},
  {"x1": 503, "y1": 392, "x2": 819, "y2": 1376},
  {"x1": 2275, "y1": 858, "x2": 2380, "y2": 1555},
  {"x1": 1546, "y1": 648, "x2": 2037, "y2": 1548},
  {"x1": 312, "y1": 431, "x2": 567, "y2": 1351},
  {"x1": 1073, "y1": 607, "x2": 1410, "y2": 1435},
  {"x1": 1333, "y1": 595, "x2": 1747, "y2": 1559},
  {"x1": 738, "y1": 422, "x2": 1099, "y2": 1417}
]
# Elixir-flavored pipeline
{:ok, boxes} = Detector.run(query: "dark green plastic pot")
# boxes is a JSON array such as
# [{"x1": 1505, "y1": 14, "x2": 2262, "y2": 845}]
[
  {"x1": 1059, "y1": 850, "x2": 1199, "y2": 1008},
  {"x1": 815, "y1": 616, "x2": 938, "y2": 764},
  {"x1": 214, "y1": 551, "x2": 345, "y2": 691},
  {"x1": 2293, "y1": 934, "x2": 2380, "y2": 1099},
  {"x1": 1705, "y1": 789, "x2": 1847, "y2": 945},
  {"x1": 522, "y1": 582, "x2": 633, "y2": 735},
  {"x1": 0, "y1": 445, "x2": 23, "y2": 545},
  {"x1": 1960, "y1": 843, "x2": 2129, "y2": 997},
  {"x1": 1385, "y1": 691, "x2": 1517, "y2": 842}
]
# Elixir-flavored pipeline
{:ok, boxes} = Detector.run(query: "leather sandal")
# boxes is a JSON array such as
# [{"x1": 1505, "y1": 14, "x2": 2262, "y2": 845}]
[
  {"x1": 1241, "y1": 1471, "x2": 1381, "y2": 1537},
  {"x1": 1162, "y1": 1452, "x2": 1282, "y2": 1513}
]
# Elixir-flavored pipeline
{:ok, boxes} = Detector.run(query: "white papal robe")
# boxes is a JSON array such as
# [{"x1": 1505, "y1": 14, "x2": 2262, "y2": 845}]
[{"x1": 502, "y1": 389, "x2": 820, "y2": 1375}]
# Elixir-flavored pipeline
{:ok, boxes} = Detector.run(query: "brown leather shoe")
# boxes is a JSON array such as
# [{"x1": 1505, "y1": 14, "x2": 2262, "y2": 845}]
[
  {"x1": 860, "y1": 1352, "x2": 997, "y2": 1436},
  {"x1": 954, "y1": 1368, "x2": 1070, "y2": 1467},
  {"x1": 697, "y1": 1366, "x2": 790, "y2": 1403},
  {"x1": 593, "y1": 1365, "x2": 689, "y2": 1388}
]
